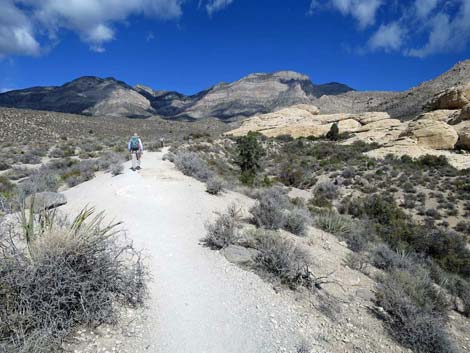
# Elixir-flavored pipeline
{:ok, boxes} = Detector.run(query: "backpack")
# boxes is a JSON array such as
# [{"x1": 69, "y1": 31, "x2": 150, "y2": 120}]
[{"x1": 130, "y1": 136, "x2": 140, "y2": 151}]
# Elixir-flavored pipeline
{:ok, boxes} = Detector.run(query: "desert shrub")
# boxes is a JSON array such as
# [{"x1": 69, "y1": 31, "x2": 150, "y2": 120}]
[
  {"x1": 250, "y1": 187, "x2": 290, "y2": 229},
  {"x1": 375, "y1": 269, "x2": 455, "y2": 353},
  {"x1": 0, "y1": 208, "x2": 147, "y2": 353},
  {"x1": 313, "y1": 180, "x2": 338, "y2": 201},
  {"x1": 206, "y1": 177, "x2": 224, "y2": 195},
  {"x1": 340, "y1": 194, "x2": 418, "y2": 250},
  {"x1": 341, "y1": 221, "x2": 376, "y2": 252},
  {"x1": 0, "y1": 195, "x2": 12, "y2": 215},
  {"x1": 295, "y1": 340, "x2": 312, "y2": 353},
  {"x1": 326, "y1": 123, "x2": 339, "y2": 141},
  {"x1": 0, "y1": 176, "x2": 15, "y2": 197},
  {"x1": 314, "y1": 210, "x2": 351, "y2": 236},
  {"x1": 410, "y1": 228, "x2": 470, "y2": 279},
  {"x1": 278, "y1": 161, "x2": 307, "y2": 188},
  {"x1": 98, "y1": 152, "x2": 124, "y2": 176},
  {"x1": 5, "y1": 167, "x2": 32, "y2": 181},
  {"x1": 402, "y1": 182, "x2": 416, "y2": 194},
  {"x1": 18, "y1": 151, "x2": 41, "y2": 165},
  {"x1": 49, "y1": 145, "x2": 75, "y2": 158},
  {"x1": 235, "y1": 132, "x2": 265, "y2": 185},
  {"x1": 425, "y1": 208, "x2": 441, "y2": 220},
  {"x1": 344, "y1": 252, "x2": 369, "y2": 273},
  {"x1": 18, "y1": 167, "x2": 59, "y2": 197},
  {"x1": 418, "y1": 155, "x2": 450, "y2": 169},
  {"x1": 254, "y1": 232, "x2": 312, "y2": 288},
  {"x1": 371, "y1": 243, "x2": 415, "y2": 272},
  {"x1": 0, "y1": 161, "x2": 10, "y2": 171},
  {"x1": 202, "y1": 204, "x2": 241, "y2": 249},
  {"x1": 61, "y1": 160, "x2": 97, "y2": 187},
  {"x1": 284, "y1": 207, "x2": 312, "y2": 236},
  {"x1": 162, "y1": 151, "x2": 175, "y2": 162},
  {"x1": 341, "y1": 167, "x2": 355, "y2": 179},
  {"x1": 173, "y1": 151, "x2": 212, "y2": 181},
  {"x1": 454, "y1": 221, "x2": 470, "y2": 233}
]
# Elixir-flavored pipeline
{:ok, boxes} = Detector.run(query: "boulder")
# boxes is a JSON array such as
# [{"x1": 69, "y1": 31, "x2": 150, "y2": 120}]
[
  {"x1": 415, "y1": 110, "x2": 460, "y2": 124},
  {"x1": 454, "y1": 121, "x2": 470, "y2": 150},
  {"x1": 221, "y1": 245, "x2": 260, "y2": 265},
  {"x1": 227, "y1": 108, "x2": 391, "y2": 138},
  {"x1": 25, "y1": 192, "x2": 67, "y2": 212},
  {"x1": 449, "y1": 104, "x2": 470, "y2": 125},
  {"x1": 353, "y1": 112, "x2": 391, "y2": 125},
  {"x1": 355, "y1": 118, "x2": 403, "y2": 132},
  {"x1": 400, "y1": 118, "x2": 458, "y2": 150},
  {"x1": 365, "y1": 137, "x2": 470, "y2": 170},
  {"x1": 337, "y1": 119, "x2": 362, "y2": 132},
  {"x1": 261, "y1": 125, "x2": 330, "y2": 138},
  {"x1": 425, "y1": 83, "x2": 470, "y2": 111},
  {"x1": 227, "y1": 105, "x2": 321, "y2": 137}
]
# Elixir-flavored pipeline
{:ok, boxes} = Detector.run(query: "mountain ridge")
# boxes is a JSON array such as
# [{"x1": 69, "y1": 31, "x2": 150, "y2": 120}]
[
  {"x1": 1, "y1": 61, "x2": 469, "y2": 121},
  {"x1": 0, "y1": 70, "x2": 354, "y2": 121}
]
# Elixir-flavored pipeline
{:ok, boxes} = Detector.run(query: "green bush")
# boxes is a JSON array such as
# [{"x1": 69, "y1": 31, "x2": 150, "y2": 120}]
[
  {"x1": 235, "y1": 132, "x2": 265, "y2": 185},
  {"x1": 314, "y1": 210, "x2": 351, "y2": 236},
  {"x1": 326, "y1": 123, "x2": 339, "y2": 141}
]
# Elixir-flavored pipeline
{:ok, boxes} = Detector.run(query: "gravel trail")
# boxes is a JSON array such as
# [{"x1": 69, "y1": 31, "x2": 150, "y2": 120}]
[{"x1": 62, "y1": 151, "x2": 316, "y2": 353}]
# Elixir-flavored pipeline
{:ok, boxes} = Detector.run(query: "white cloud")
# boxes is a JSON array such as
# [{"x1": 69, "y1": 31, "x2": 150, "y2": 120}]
[
  {"x1": 407, "y1": 0, "x2": 470, "y2": 57},
  {"x1": 414, "y1": 0, "x2": 439, "y2": 18},
  {"x1": 311, "y1": 0, "x2": 383, "y2": 28},
  {"x1": 205, "y1": 0, "x2": 234, "y2": 16},
  {"x1": 0, "y1": 0, "x2": 40, "y2": 57},
  {"x1": 1, "y1": 88, "x2": 14, "y2": 93},
  {"x1": 369, "y1": 22, "x2": 406, "y2": 51},
  {"x1": 0, "y1": 0, "x2": 184, "y2": 56},
  {"x1": 311, "y1": 0, "x2": 470, "y2": 57}
]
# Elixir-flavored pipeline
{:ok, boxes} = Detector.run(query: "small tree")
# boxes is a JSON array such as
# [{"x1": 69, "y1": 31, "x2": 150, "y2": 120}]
[
  {"x1": 326, "y1": 123, "x2": 340, "y2": 141},
  {"x1": 235, "y1": 131, "x2": 265, "y2": 185}
]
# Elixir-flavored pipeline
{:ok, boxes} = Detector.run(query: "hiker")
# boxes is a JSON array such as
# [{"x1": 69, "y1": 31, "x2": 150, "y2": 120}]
[{"x1": 128, "y1": 133, "x2": 144, "y2": 170}]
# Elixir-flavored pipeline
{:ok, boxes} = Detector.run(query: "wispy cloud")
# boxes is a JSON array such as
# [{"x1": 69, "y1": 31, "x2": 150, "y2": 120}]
[
  {"x1": 368, "y1": 22, "x2": 406, "y2": 52},
  {"x1": 310, "y1": 0, "x2": 470, "y2": 57},
  {"x1": 204, "y1": 0, "x2": 234, "y2": 16},
  {"x1": 310, "y1": 0, "x2": 384, "y2": 28},
  {"x1": 0, "y1": 0, "x2": 184, "y2": 56}
]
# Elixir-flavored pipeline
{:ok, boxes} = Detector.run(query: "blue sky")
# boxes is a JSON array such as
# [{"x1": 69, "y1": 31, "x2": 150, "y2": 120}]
[{"x1": 0, "y1": 0, "x2": 469, "y2": 94}]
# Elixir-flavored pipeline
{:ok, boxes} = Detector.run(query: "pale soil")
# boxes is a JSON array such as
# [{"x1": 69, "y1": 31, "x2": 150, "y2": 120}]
[
  {"x1": 59, "y1": 150, "x2": 469, "y2": 353},
  {"x1": 61, "y1": 151, "x2": 317, "y2": 353}
]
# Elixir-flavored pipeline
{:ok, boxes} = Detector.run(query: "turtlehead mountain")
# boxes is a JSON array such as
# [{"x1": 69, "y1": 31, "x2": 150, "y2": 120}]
[{"x1": 0, "y1": 71, "x2": 353, "y2": 121}]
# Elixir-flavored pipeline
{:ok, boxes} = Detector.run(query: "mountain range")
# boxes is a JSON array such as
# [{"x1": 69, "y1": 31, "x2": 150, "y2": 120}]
[{"x1": 0, "y1": 60, "x2": 469, "y2": 121}]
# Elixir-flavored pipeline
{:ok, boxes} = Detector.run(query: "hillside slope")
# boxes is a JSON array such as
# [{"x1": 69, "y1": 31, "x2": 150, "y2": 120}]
[{"x1": 313, "y1": 60, "x2": 470, "y2": 119}]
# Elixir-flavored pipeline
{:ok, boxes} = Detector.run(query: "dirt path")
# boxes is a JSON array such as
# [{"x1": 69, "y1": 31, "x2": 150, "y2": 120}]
[{"x1": 61, "y1": 151, "x2": 318, "y2": 353}]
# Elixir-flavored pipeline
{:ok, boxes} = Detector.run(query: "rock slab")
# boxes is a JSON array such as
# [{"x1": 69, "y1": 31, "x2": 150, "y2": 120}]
[{"x1": 25, "y1": 192, "x2": 67, "y2": 212}]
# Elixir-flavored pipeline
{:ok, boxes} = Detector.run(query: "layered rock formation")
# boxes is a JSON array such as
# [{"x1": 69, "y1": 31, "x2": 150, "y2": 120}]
[{"x1": 227, "y1": 82, "x2": 470, "y2": 169}]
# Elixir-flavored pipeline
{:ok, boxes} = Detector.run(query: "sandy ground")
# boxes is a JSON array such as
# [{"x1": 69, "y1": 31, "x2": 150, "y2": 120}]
[
  {"x1": 61, "y1": 151, "x2": 319, "y2": 353},
  {"x1": 60, "y1": 150, "x2": 470, "y2": 353}
]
